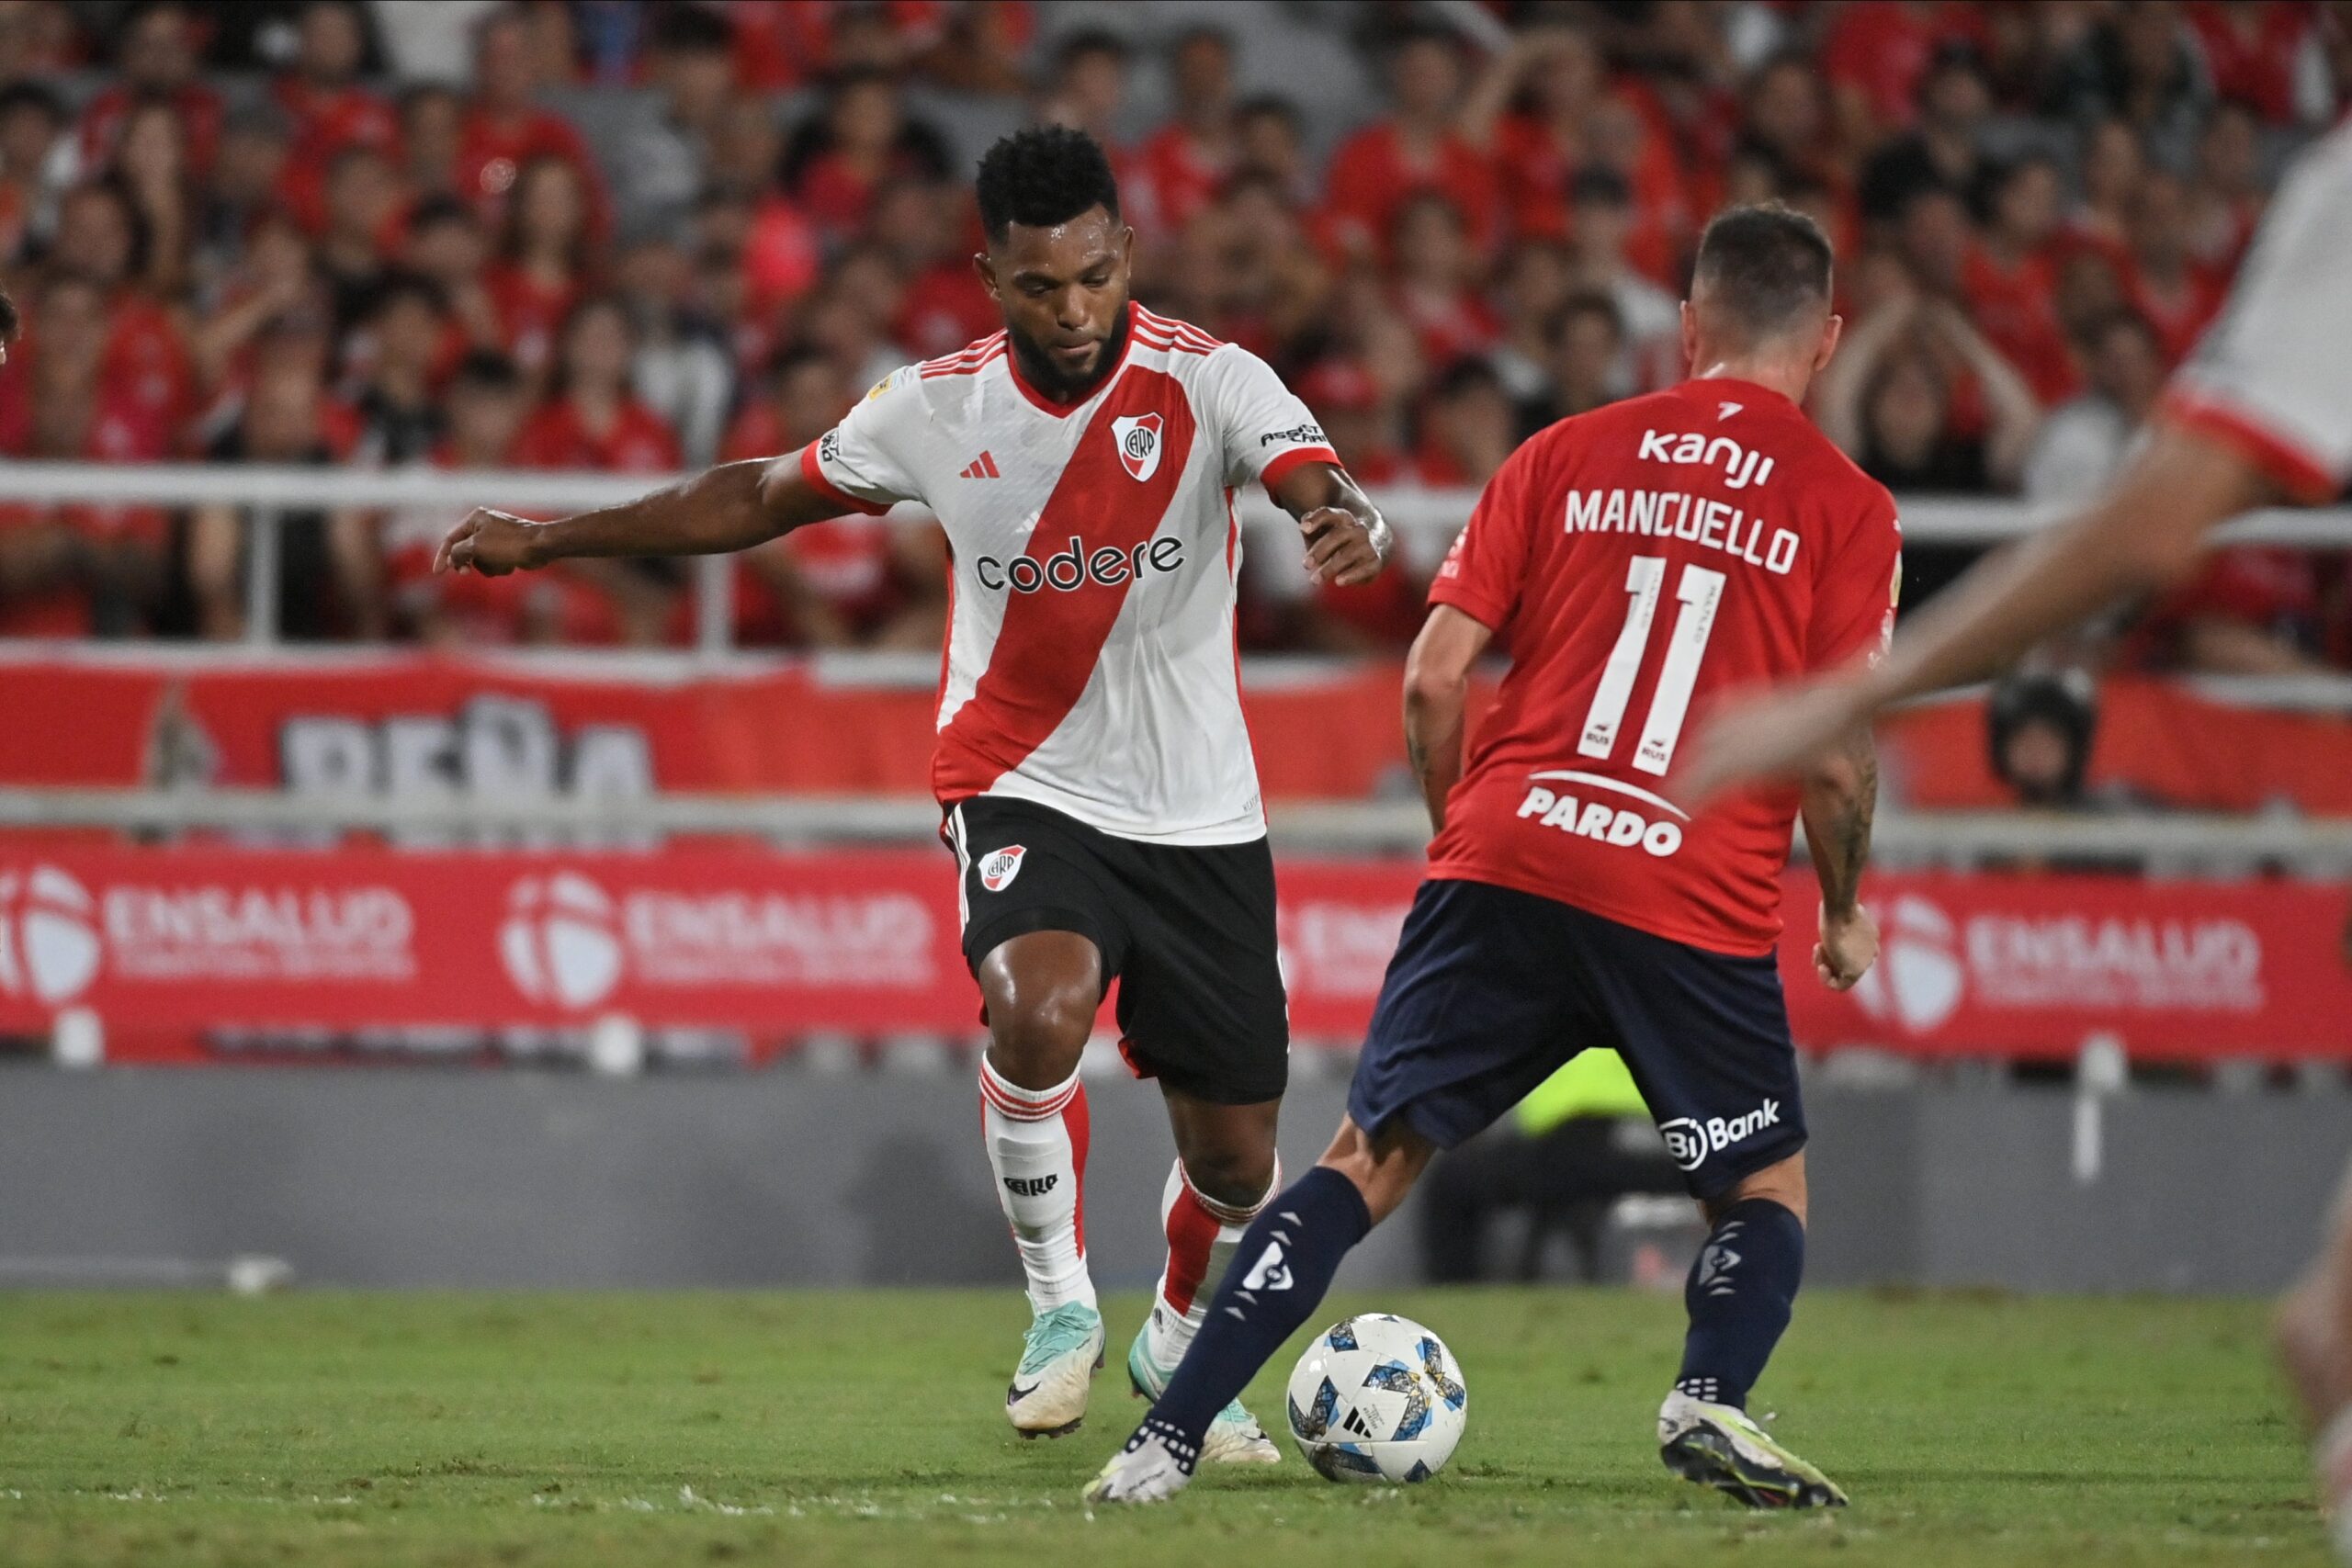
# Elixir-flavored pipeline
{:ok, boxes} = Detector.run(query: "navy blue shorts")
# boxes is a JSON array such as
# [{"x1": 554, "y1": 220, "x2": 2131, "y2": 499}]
[{"x1": 1348, "y1": 878, "x2": 1805, "y2": 1201}]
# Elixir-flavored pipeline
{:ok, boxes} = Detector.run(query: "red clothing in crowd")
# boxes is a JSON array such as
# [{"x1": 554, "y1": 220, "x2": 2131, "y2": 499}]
[
  {"x1": 1818, "y1": 1, "x2": 1990, "y2": 133},
  {"x1": 1131, "y1": 122, "x2": 1229, "y2": 238},
  {"x1": 743, "y1": 194, "x2": 824, "y2": 316},
  {"x1": 0, "y1": 381, "x2": 175, "y2": 637},
  {"x1": 77, "y1": 81, "x2": 222, "y2": 173},
  {"x1": 718, "y1": 404, "x2": 906, "y2": 643},
  {"x1": 2143, "y1": 547, "x2": 2322, "y2": 655},
  {"x1": 272, "y1": 76, "x2": 400, "y2": 233},
  {"x1": 2186, "y1": 2, "x2": 2312, "y2": 125},
  {"x1": 894, "y1": 261, "x2": 996, "y2": 359},
  {"x1": 1394, "y1": 285, "x2": 1503, "y2": 369},
  {"x1": 1494, "y1": 114, "x2": 1580, "y2": 242},
  {"x1": 729, "y1": 1, "x2": 1031, "y2": 90},
  {"x1": 514, "y1": 398, "x2": 681, "y2": 474},
  {"x1": 456, "y1": 106, "x2": 610, "y2": 239},
  {"x1": 1962, "y1": 244, "x2": 2078, "y2": 402},
  {"x1": 2121, "y1": 260, "x2": 2227, "y2": 367},
  {"x1": 483, "y1": 264, "x2": 582, "y2": 377},
  {"x1": 1323, "y1": 120, "x2": 1499, "y2": 258}
]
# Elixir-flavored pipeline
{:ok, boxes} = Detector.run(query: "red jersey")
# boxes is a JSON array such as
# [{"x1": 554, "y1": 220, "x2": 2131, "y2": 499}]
[
  {"x1": 456, "y1": 107, "x2": 609, "y2": 239},
  {"x1": 1322, "y1": 121, "x2": 1499, "y2": 258},
  {"x1": 1425, "y1": 378, "x2": 1902, "y2": 954},
  {"x1": 514, "y1": 399, "x2": 680, "y2": 474}
]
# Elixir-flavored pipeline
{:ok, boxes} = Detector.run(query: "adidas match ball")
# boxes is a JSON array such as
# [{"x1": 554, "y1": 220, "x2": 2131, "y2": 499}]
[{"x1": 1285, "y1": 1314, "x2": 1467, "y2": 1483}]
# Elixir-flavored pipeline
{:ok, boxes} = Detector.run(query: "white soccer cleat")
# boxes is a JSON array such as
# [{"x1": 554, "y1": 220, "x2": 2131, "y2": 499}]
[
  {"x1": 2318, "y1": 1407, "x2": 2352, "y2": 1564},
  {"x1": 1126, "y1": 1318, "x2": 1281, "y2": 1465},
  {"x1": 1657, "y1": 1389, "x2": 1849, "y2": 1508},
  {"x1": 1083, "y1": 1418, "x2": 1200, "y2": 1505},
  {"x1": 1006, "y1": 1302, "x2": 1105, "y2": 1438}
]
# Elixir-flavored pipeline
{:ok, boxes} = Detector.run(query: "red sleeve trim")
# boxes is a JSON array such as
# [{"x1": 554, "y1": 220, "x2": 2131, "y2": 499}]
[
  {"x1": 2154, "y1": 389, "x2": 2340, "y2": 505},
  {"x1": 1259, "y1": 445, "x2": 1344, "y2": 498},
  {"x1": 1427, "y1": 575, "x2": 1510, "y2": 634},
  {"x1": 797, "y1": 441, "x2": 892, "y2": 516}
]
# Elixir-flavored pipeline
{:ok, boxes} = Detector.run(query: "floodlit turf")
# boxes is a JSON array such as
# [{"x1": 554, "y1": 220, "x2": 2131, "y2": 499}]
[{"x1": 0, "y1": 1287, "x2": 2324, "y2": 1567}]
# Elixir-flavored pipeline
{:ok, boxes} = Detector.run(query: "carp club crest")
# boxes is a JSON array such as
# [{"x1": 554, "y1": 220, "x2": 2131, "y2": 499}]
[{"x1": 1111, "y1": 412, "x2": 1164, "y2": 482}]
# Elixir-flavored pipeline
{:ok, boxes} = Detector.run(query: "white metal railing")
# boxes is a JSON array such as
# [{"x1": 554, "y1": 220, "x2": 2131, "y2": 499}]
[
  {"x1": 4, "y1": 461, "x2": 2351, "y2": 653},
  {"x1": 1, "y1": 784, "x2": 2347, "y2": 861}
]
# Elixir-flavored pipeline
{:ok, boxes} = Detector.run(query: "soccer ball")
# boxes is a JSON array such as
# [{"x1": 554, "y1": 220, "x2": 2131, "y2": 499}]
[{"x1": 1284, "y1": 1314, "x2": 1467, "y2": 1483}]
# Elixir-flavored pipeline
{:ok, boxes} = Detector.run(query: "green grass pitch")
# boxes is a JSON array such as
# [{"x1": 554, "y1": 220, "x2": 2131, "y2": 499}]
[{"x1": 0, "y1": 1287, "x2": 2325, "y2": 1566}]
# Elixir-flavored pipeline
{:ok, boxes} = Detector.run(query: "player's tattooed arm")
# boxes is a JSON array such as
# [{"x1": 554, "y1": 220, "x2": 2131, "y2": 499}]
[
  {"x1": 1403, "y1": 605, "x2": 1494, "y2": 835},
  {"x1": 1801, "y1": 727, "x2": 1880, "y2": 990},
  {"x1": 1273, "y1": 462, "x2": 1393, "y2": 587},
  {"x1": 434, "y1": 451, "x2": 850, "y2": 577}
]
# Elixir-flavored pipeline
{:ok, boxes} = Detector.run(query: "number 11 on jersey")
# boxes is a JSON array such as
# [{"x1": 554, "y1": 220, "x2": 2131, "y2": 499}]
[{"x1": 1579, "y1": 555, "x2": 1726, "y2": 776}]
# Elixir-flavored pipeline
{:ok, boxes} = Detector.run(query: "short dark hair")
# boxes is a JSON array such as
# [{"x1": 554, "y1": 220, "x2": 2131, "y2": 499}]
[
  {"x1": 1690, "y1": 202, "x2": 1833, "y2": 340},
  {"x1": 369, "y1": 270, "x2": 446, "y2": 321},
  {"x1": 0, "y1": 286, "x2": 18, "y2": 344},
  {"x1": 1551, "y1": 289, "x2": 1625, "y2": 345},
  {"x1": 1567, "y1": 165, "x2": 1633, "y2": 210},
  {"x1": 0, "y1": 81, "x2": 63, "y2": 125},
  {"x1": 449, "y1": 348, "x2": 521, "y2": 392},
  {"x1": 1054, "y1": 28, "x2": 1127, "y2": 73},
  {"x1": 406, "y1": 192, "x2": 477, "y2": 234},
  {"x1": 975, "y1": 126, "x2": 1120, "y2": 243},
  {"x1": 650, "y1": 3, "x2": 732, "y2": 55},
  {"x1": 1430, "y1": 356, "x2": 1502, "y2": 401}
]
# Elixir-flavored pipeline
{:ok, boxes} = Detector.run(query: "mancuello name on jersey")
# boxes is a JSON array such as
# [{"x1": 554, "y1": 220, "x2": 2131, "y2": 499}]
[{"x1": 1564, "y1": 488, "x2": 1801, "y2": 576}]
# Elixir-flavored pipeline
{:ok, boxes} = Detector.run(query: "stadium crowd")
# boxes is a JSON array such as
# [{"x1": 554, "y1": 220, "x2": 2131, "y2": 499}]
[{"x1": 0, "y1": 0, "x2": 2344, "y2": 666}]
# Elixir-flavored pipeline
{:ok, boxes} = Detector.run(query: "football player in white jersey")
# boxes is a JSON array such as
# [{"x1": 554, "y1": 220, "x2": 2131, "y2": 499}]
[
  {"x1": 438, "y1": 128, "x2": 1391, "y2": 1459},
  {"x1": 1677, "y1": 117, "x2": 2352, "y2": 1561}
]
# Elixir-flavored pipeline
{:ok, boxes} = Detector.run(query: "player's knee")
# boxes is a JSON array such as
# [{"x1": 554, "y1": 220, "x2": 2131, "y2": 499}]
[
  {"x1": 1712, "y1": 1153, "x2": 1807, "y2": 1227},
  {"x1": 1180, "y1": 1141, "x2": 1277, "y2": 1211},
  {"x1": 983, "y1": 980, "x2": 1095, "y2": 1089}
]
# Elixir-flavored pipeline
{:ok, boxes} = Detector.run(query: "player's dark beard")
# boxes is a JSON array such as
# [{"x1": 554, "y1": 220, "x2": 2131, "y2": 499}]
[{"x1": 1009, "y1": 301, "x2": 1131, "y2": 403}]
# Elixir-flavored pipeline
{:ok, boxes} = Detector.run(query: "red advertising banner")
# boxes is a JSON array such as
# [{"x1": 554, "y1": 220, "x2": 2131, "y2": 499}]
[
  {"x1": 1, "y1": 847, "x2": 2346, "y2": 1064},
  {"x1": 6, "y1": 651, "x2": 2351, "y2": 815}
]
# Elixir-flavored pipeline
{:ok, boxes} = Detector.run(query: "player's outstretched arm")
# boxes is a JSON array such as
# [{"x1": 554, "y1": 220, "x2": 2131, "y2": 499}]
[
  {"x1": 1402, "y1": 605, "x2": 1493, "y2": 835},
  {"x1": 1680, "y1": 425, "x2": 2270, "y2": 801},
  {"x1": 434, "y1": 449, "x2": 851, "y2": 577},
  {"x1": 1800, "y1": 727, "x2": 1879, "y2": 991},
  {"x1": 1272, "y1": 461, "x2": 1392, "y2": 587}
]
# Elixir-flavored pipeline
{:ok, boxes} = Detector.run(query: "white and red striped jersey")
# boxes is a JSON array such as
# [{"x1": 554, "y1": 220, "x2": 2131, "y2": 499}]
[
  {"x1": 2158, "y1": 118, "x2": 2352, "y2": 502},
  {"x1": 800, "y1": 302, "x2": 1341, "y2": 844}
]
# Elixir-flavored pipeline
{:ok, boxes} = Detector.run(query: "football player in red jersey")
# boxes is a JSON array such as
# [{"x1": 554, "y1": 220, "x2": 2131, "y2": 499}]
[
  {"x1": 1091, "y1": 203, "x2": 1893, "y2": 1508},
  {"x1": 1683, "y1": 116, "x2": 2352, "y2": 1562}
]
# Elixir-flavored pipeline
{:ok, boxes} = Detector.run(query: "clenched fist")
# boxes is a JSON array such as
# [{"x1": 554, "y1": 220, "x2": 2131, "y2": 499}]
[
  {"x1": 1299, "y1": 505, "x2": 1390, "y2": 587},
  {"x1": 1814, "y1": 900, "x2": 1879, "y2": 992},
  {"x1": 435, "y1": 509, "x2": 548, "y2": 577}
]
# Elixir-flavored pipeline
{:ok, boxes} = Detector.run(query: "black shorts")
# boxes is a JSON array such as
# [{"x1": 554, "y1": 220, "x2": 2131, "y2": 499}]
[
  {"x1": 944, "y1": 795, "x2": 1288, "y2": 1104},
  {"x1": 1347, "y1": 878, "x2": 1805, "y2": 1202}
]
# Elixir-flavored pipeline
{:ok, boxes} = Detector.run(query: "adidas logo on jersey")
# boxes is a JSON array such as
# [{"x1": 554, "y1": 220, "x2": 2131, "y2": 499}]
[
  {"x1": 1635, "y1": 427, "x2": 1775, "y2": 490},
  {"x1": 960, "y1": 451, "x2": 1001, "y2": 479},
  {"x1": 974, "y1": 535, "x2": 1186, "y2": 595},
  {"x1": 1515, "y1": 784, "x2": 1684, "y2": 857}
]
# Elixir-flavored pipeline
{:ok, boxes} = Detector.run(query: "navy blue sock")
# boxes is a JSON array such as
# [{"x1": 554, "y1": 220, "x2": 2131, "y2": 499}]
[
  {"x1": 1675, "y1": 1198, "x2": 1804, "y2": 1410},
  {"x1": 1148, "y1": 1165, "x2": 1374, "y2": 1447}
]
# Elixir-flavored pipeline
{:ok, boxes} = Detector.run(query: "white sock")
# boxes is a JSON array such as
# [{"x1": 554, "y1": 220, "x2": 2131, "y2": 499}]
[
  {"x1": 979, "y1": 1055, "x2": 1095, "y2": 1314},
  {"x1": 1145, "y1": 1155, "x2": 1279, "y2": 1370}
]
